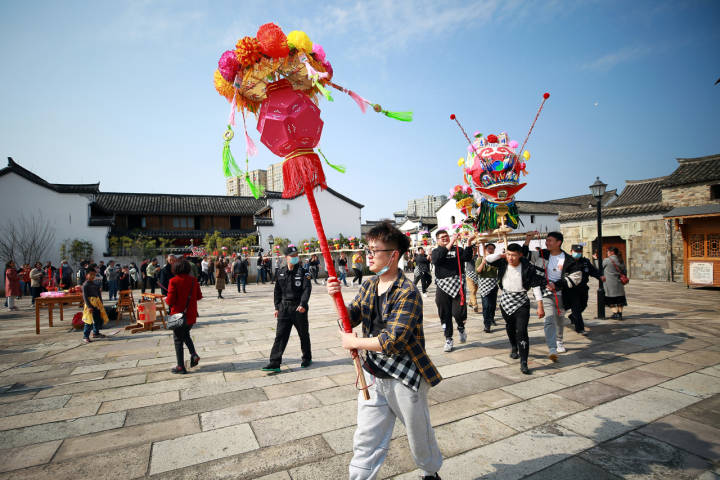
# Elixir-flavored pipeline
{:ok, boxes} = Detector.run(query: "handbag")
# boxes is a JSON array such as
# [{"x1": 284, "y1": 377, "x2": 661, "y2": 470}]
[
  {"x1": 609, "y1": 259, "x2": 629, "y2": 285},
  {"x1": 166, "y1": 280, "x2": 194, "y2": 330}
]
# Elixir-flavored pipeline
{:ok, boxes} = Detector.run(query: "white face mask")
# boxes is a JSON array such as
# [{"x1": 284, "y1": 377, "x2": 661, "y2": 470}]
[{"x1": 375, "y1": 252, "x2": 395, "y2": 276}]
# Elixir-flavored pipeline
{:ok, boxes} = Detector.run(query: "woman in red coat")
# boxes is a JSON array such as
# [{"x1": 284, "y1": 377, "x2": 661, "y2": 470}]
[
  {"x1": 5, "y1": 261, "x2": 21, "y2": 311},
  {"x1": 165, "y1": 258, "x2": 203, "y2": 374}
]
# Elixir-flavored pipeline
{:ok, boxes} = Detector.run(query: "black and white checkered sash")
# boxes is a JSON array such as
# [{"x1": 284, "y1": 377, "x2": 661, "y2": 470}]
[
  {"x1": 499, "y1": 290, "x2": 529, "y2": 315},
  {"x1": 366, "y1": 351, "x2": 421, "y2": 391},
  {"x1": 466, "y1": 269, "x2": 479, "y2": 286},
  {"x1": 477, "y1": 277, "x2": 498, "y2": 298},
  {"x1": 435, "y1": 275, "x2": 462, "y2": 298}
]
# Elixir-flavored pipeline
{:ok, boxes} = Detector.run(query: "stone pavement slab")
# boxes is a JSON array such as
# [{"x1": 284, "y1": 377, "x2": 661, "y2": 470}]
[
  {"x1": 555, "y1": 381, "x2": 631, "y2": 407},
  {"x1": 523, "y1": 456, "x2": 622, "y2": 480},
  {"x1": 486, "y1": 393, "x2": 587, "y2": 431},
  {"x1": 0, "y1": 440, "x2": 61, "y2": 474},
  {"x1": 659, "y1": 371, "x2": 720, "y2": 398},
  {"x1": 639, "y1": 414, "x2": 720, "y2": 462},
  {"x1": 149, "y1": 423, "x2": 259, "y2": 475}
]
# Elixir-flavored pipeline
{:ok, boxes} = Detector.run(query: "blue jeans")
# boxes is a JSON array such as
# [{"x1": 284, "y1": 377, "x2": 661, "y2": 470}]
[
  {"x1": 481, "y1": 287, "x2": 498, "y2": 328},
  {"x1": 108, "y1": 280, "x2": 118, "y2": 300},
  {"x1": 83, "y1": 310, "x2": 102, "y2": 338},
  {"x1": 338, "y1": 268, "x2": 348, "y2": 286},
  {"x1": 237, "y1": 274, "x2": 247, "y2": 292}
]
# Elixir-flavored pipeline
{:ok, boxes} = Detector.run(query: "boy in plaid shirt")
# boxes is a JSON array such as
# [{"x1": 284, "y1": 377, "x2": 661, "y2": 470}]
[{"x1": 327, "y1": 220, "x2": 442, "y2": 480}]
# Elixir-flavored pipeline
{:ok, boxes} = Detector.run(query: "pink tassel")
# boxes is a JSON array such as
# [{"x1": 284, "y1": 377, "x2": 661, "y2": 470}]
[
  {"x1": 302, "y1": 56, "x2": 328, "y2": 80},
  {"x1": 245, "y1": 131, "x2": 257, "y2": 157},
  {"x1": 228, "y1": 94, "x2": 237, "y2": 126},
  {"x1": 348, "y1": 90, "x2": 368, "y2": 113}
]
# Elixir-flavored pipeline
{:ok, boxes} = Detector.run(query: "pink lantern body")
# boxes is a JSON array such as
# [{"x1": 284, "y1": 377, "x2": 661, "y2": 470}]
[{"x1": 257, "y1": 79, "x2": 327, "y2": 198}]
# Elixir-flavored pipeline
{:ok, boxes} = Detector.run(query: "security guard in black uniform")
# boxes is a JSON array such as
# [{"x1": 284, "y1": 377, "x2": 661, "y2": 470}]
[
  {"x1": 262, "y1": 245, "x2": 313, "y2": 372},
  {"x1": 567, "y1": 244, "x2": 603, "y2": 335}
]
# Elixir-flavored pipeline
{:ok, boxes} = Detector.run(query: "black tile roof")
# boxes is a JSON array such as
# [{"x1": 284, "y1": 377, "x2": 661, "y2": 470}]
[
  {"x1": 546, "y1": 189, "x2": 618, "y2": 208},
  {"x1": 1, "y1": 157, "x2": 99, "y2": 194},
  {"x1": 606, "y1": 177, "x2": 666, "y2": 208},
  {"x1": 660, "y1": 154, "x2": 720, "y2": 188},
  {"x1": 664, "y1": 204, "x2": 720, "y2": 218},
  {"x1": 110, "y1": 229, "x2": 256, "y2": 239},
  {"x1": 95, "y1": 192, "x2": 266, "y2": 216},
  {"x1": 558, "y1": 202, "x2": 670, "y2": 222},
  {"x1": 516, "y1": 201, "x2": 585, "y2": 215},
  {"x1": 265, "y1": 187, "x2": 364, "y2": 209}
]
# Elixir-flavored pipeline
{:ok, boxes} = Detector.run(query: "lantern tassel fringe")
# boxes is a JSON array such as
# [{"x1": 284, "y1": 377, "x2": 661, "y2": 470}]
[
  {"x1": 244, "y1": 172, "x2": 265, "y2": 199},
  {"x1": 312, "y1": 78, "x2": 334, "y2": 102},
  {"x1": 222, "y1": 126, "x2": 242, "y2": 178},
  {"x1": 318, "y1": 148, "x2": 346, "y2": 174},
  {"x1": 382, "y1": 109, "x2": 413, "y2": 122},
  {"x1": 282, "y1": 152, "x2": 327, "y2": 198}
]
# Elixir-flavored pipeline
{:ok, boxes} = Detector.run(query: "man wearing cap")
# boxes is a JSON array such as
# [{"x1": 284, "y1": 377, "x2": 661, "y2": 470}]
[
  {"x1": 263, "y1": 245, "x2": 313, "y2": 372},
  {"x1": 567, "y1": 244, "x2": 604, "y2": 335}
]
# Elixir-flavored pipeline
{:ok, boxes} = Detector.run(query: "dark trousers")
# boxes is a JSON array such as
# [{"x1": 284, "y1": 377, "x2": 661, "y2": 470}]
[
  {"x1": 30, "y1": 286, "x2": 42, "y2": 304},
  {"x1": 236, "y1": 274, "x2": 247, "y2": 292},
  {"x1": 435, "y1": 288, "x2": 466, "y2": 339},
  {"x1": 310, "y1": 267, "x2": 319, "y2": 284},
  {"x1": 414, "y1": 271, "x2": 431, "y2": 293},
  {"x1": 145, "y1": 277, "x2": 156, "y2": 294},
  {"x1": 173, "y1": 324, "x2": 197, "y2": 367},
  {"x1": 352, "y1": 268, "x2": 363, "y2": 285},
  {"x1": 569, "y1": 286, "x2": 589, "y2": 333},
  {"x1": 481, "y1": 287, "x2": 498, "y2": 328},
  {"x1": 269, "y1": 301, "x2": 311, "y2": 365},
  {"x1": 501, "y1": 303, "x2": 530, "y2": 362},
  {"x1": 83, "y1": 309, "x2": 103, "y2": 338}
]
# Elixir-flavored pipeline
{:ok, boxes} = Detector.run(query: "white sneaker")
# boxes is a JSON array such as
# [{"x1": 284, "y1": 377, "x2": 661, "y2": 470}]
[
  {"x1": 459, "y1": 330, "x2": 467, "y2": 344},
  {"x1": 422, "y1": 292, "x2": 428, "y2": 299},
  {"x1": 556, "y1": 341, "x2": 567, "y2": 353},
  {"x1": 444, "y1": 338, "x2": 453, "y2": 352}
]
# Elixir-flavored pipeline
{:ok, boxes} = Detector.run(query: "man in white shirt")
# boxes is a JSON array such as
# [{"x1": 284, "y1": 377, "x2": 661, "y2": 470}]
[
  {"x1": 523, "y1": 231, "x2": 582, "y2": 360},
  {"x1": 200, "y1": 257, "x2": 209, "y2": 286}
]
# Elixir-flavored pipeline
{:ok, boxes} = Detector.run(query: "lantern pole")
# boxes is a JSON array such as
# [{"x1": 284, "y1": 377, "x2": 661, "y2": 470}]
[{"x1": 303, "y1": 183, "x2": 370, "y2": 400}]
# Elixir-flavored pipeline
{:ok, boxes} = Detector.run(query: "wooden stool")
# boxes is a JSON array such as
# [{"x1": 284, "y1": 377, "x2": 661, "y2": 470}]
[
  {"x1": 116, "y1": 290, "x2": 136, "y2": 324},
  {"x1": 125, "y1": 301, "x2": 160, "y2": 334},
  {"x1": 141, "y1": 293, "x2": 167, "y2": 329}
]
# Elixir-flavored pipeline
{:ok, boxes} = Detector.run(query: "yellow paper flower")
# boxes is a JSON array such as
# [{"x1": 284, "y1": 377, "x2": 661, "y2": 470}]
[
  {"x1": 286, "y1": 30, "x2": 312, "y2": 52},
  {"x1": 214, "y1": 69, "x2": 236, "y2": 102}
]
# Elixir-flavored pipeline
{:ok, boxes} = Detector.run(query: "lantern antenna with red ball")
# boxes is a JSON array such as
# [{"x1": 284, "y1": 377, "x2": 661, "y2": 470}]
[
  {"x1": 516, "y1": 92, "x2": 550, "y2": 165},
  {"x1": 449, "y1": 114, "x2": 492, "y2": 172}
]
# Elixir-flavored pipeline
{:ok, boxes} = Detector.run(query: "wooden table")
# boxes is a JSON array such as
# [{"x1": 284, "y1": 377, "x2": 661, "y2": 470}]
[{"x1": 34, "y1": 294, "x2": 83, "y2": 334}]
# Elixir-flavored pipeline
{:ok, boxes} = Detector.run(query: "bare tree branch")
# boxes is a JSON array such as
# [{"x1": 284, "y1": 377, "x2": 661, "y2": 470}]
[{"x1": 0, "y1": 215, "x2": 56, "y2": 265}]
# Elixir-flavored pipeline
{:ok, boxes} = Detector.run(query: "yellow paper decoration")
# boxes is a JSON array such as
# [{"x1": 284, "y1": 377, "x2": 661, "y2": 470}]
[
  {"x1": 287, "y1": 30, "x2": 313, "y2": 52},
  {"x1": 214, "y1": 69, "x2": 235, "y2": 103}
]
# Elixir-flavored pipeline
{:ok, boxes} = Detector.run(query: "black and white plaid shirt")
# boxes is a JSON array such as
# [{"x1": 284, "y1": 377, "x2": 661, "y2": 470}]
[
  {"x1": 435, "y1": 275, "x2": 463, "y2": 298},
  {"x1": 366, "y1": 350, "x2": 422, "y2": 391}
]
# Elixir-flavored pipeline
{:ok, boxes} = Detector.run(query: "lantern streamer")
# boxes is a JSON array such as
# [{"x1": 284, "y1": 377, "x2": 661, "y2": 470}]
[
  {"x1": 222, "y1": 125, "x2": 241, "y2": 177},
  {"x1": 381, "y1": 109, "x2": 413, "y2": 122},
  {"x1": 317, "y1": 148, "x2": 346, "y2": 173}
]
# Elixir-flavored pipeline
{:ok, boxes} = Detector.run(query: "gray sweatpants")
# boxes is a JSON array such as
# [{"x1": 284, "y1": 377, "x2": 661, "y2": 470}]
[
  {"x1": 349, "y1": 371, "x2": 442, "y2": 480},
  {"x1": 542, "y1": 292, "x2": 565, "y2": 353}
]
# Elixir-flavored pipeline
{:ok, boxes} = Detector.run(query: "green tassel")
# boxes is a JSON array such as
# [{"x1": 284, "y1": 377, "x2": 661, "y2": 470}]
[
  {"x1": 313, "y1": 78, "x2": 334, "y2": 102},
  {"x1": 382, "y1": 110, "x2": 413, "y2": 122},
  {"x1": 317, "y1": 148, "x2": 346, "y2": 173},
  {"x1": 244, "y1": 173, "x2": 265, "y2": 199},
  {"x1": 222, "y1": 126, "x2": 241, "y2": 177}
]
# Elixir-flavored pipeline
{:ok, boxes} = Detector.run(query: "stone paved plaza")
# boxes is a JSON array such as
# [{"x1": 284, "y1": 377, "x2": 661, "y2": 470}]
[{"x1": 1, "y1": 278, "x2": 719, "y2": 479}]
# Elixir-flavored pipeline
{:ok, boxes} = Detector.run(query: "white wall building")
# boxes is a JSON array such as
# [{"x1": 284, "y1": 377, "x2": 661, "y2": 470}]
[
  {"x1": 257, "y1": 187, "x2": 363, "y2": 252},
  {"x1": 0, "y1": 158, "x2": 110, "y2": 266}
]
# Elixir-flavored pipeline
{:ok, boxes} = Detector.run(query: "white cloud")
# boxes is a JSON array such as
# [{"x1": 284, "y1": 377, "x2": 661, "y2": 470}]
[{"x1": 581, "y1": 45, "x2": 653, "y2": 71}]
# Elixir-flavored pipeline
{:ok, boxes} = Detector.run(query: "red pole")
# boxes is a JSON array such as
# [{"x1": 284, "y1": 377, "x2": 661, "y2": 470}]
[{"x1": 304, "y1": 183, "x2": 370, "y2": 399}]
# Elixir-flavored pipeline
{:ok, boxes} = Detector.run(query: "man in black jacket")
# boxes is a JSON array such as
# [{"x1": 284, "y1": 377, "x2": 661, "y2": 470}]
[
  {"x1": 413, "y1": 247, "x2": 431, "y2": 296},
  {"x1": 523, "y1": 231, "x2": 582, "y2": 359},
  {"x1": 263, "y1": 245, "x2": 312, "y2": 372},
  {"x1": 567, "y1": 244, "x2": 604, "y2": 335},
  {"x1": 233, "y1": 255, "x2": 249, "y2": 293},
  {"x1": 432, "y1": 229, "x2": 476, "y2": 352},
  {"x1": 158, "y1": 255, "x2": 176, "y2": 296},
  {"x1": 486, "y1": 243, "x2": 546, "y2": 374}
]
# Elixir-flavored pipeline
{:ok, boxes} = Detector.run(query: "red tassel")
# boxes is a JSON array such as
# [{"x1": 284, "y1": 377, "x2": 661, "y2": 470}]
[{"x1": 282, "y1": 152, "x2": 327, "y2": 198}]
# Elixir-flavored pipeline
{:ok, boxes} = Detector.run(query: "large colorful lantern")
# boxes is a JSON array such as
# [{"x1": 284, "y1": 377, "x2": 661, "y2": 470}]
[
  {"x1": 451, "y1": 93, "x2": 549, "y2": 233},
  {"x1": 214, "y1": 23, "x2": 412, "y2": 399}
]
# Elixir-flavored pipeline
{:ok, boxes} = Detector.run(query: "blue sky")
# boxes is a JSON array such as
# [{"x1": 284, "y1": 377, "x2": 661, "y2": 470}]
[{"x1": 1, "y1": 0, "x2": 719, "y2": 221}]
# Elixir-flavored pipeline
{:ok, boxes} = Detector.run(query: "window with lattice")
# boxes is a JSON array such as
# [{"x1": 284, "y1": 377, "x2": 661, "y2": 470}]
[
  {"x1": 689, "y1": 234, "x2": 705, "y2": 257},
  {"x1": 708, "y1": 234, "x2": 720, "y2": 257}
]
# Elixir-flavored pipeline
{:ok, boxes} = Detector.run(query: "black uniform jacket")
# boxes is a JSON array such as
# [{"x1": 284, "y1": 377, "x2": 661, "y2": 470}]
[
  {"x1": 274, "y1": 265, "x2": 312, "y2": 310},
  {"x1": 431, "y1": 245, "x2": 474, "y2": 279}
]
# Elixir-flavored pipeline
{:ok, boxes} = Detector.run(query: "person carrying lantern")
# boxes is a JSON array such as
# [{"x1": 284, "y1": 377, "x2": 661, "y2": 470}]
[
  {"x1": 263, "y1": 245, "x2": 313, "y2": 372},
  {"x1": 431, "y1": 229, "x2": 477, "y2": 352}
]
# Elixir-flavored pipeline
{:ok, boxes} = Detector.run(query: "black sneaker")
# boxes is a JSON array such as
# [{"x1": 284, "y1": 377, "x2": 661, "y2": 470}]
[
  {"x1": 484, "y1": 327, "x2": 491, "y2": 333},
  {"x1": 171, "y1": 366, "x2": 187, "y2": 374},
  {"x1": 261, "y1": 363, "x2": 281, "y2": 373},
  {"x1": 422, "y1": 474, "x2": 441, "y2": 480},
  {"x1": 301, "y1": 359, "x2": 312, "y2": 368},
  {"x1": 520, "y1": 362, "x2": 530, "y2": 375},
  {"x1": 190, "y1": 355, "x2": 200, "y2": 368},
  {"x1": 509, "y1": 350, "x2": 519, "y2": 359}
]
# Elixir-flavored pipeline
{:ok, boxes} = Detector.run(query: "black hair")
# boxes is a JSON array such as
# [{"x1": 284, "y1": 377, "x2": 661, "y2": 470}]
[
  {"x1": 547, "y1": 231, "x2": 564, "y2": 244},
  {"x1": 486, "y1": 243, "x2": 496, "y2": 249},
  {"x1": 507, "y1": 243, "x2": 523, "y2": 253},
  {"x1": 436, "y1": 229, "x2": 448, "y2": 237},
  {"x1": 172, "y1": 258, "x2": 191, "y2": 275},
  {"x1": 366, "y1": 220, "x2": 410, "y2": 255}
]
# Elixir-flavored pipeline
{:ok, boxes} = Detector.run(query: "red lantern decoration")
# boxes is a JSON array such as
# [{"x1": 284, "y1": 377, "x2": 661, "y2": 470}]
[{"x1": 257, "y1": 79, "x2": 326, "y2": 198}]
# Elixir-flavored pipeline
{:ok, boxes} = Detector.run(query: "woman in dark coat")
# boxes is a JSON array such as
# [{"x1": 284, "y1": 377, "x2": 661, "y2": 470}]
[
  {"x1": 165, "y1": 259, "x2": 203, "y2": 374},
  {"x1": 215, "y1": 260, "x2": 227, "y2": 299},
  {"x1": 602, "y1": 247, "x2": 627, "y2": 320}
]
